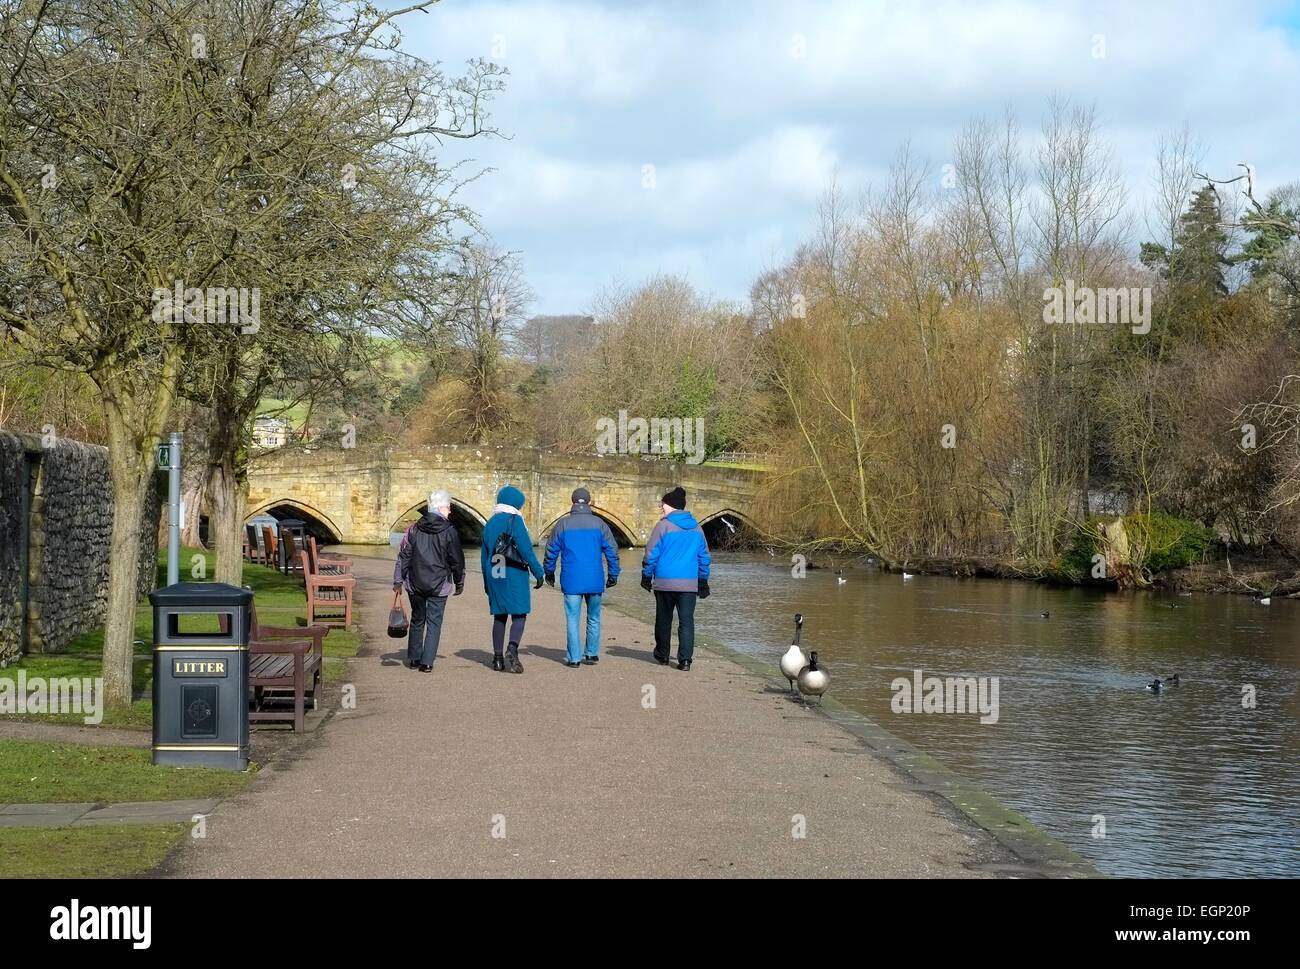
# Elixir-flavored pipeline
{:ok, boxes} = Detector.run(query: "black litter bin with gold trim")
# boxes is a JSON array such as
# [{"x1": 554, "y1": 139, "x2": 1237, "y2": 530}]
[{"x1": 150, "y1": 583, "x2": 252, "y2": 769}]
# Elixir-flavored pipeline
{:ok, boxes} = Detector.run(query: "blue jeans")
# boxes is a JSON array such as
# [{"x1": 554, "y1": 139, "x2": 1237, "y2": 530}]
[
  {"x1": 408, "y1": 593, "x2": 448, "y2": 667},
  {"x1": 563, "y1": 593, "x2": 603, "y2": 663}
]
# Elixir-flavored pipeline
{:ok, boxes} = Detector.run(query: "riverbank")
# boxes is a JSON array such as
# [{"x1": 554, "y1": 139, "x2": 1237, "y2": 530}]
[
  {"x1": 161, "y1": 555, "x2": 1093, "y2": 878},
  {"x1": 804, "y1": 549, "x2": 1300, "y2": 599}
]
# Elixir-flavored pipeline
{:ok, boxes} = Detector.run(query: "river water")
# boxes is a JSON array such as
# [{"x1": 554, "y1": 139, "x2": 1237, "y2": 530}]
[{"x1": 338, "y1": 543, "x2": 1299, "y2": 878}]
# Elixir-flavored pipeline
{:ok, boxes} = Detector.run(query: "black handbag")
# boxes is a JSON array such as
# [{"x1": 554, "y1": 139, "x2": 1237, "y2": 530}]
[
  {"x1": 387, "y1": 590, "x2": 409, "y2": 638},
  {"x1": 491, "y1": 516, "x2": 531, "y2": 571}
]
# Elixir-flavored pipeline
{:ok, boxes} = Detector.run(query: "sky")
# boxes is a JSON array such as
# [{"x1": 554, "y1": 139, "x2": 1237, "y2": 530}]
[{"x1": 387, "y1": 0, "x2": 1300, "y2": 315}]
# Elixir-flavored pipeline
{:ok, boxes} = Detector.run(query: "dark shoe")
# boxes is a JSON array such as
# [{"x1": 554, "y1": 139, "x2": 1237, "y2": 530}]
[
  {"x1": 583, "y1": 656, "x2": 599, "y2": 665},
  {"x1": 407, "y1": 660, "x2": 419, "y2": 670},
  {"x1": 655, "y1": 654, "x2": 670, "y2": 665},
  {"x1": 564, "y1": 660, "x2": 582, "y2": 668},
  {"x1": 677, "y1": 658, "x2": 692, "y2": 671},
  {"x1": 506, "y1": 644, "x2": 524, "y2": 674},
  {"x1": 492, "y1": 654, "x2": 505, "y2": 672},
  {"x1": 419, "y1": 664, "x2": 433, "y2": 673}
]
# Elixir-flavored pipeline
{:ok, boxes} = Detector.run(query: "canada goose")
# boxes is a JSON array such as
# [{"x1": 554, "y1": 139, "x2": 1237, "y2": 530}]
[
  {"x1": 1259, "y1": 597, "x2": 1271, "y2": 605},
  {"x1": 902, "y1": 571, "x2": 915, "y2": 581},
  {"x1": 1146, "y1": 678, "x2": 1162, "y2": 693},
  {"x1": 798, "y1": 651, "x2": 830, "y2": 702},
  {"x1": 1164, "y1": 674, "x2": 1180, "y2": 685},
  {"x1": 836, "y1": 572, "x2": 847, "y2": 585},
  {"x1": 1040, "y1": 611, "x2": 1050, "y2": 619},
  {"x1": 779, "y1": 614, "x2": 807, "y2": 693}
]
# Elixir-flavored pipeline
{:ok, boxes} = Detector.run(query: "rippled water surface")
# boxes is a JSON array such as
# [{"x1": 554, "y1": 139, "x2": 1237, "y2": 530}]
[{"x1": 337, "y1": 543, "x2": 1299, "y2": 877}]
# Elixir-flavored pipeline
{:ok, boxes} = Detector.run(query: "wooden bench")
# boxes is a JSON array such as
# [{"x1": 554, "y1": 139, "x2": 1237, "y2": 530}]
[
  {"x1": 298, "y1": 549, "x2": 354, "y2": 627},
  {"x1": 247, "y1": 606, "x2": 327, "y2": 732},
  {"x1": 281, "y1": 529, "x2": 304, "y2": 576},
  {"x1": 307, "y1": 535, "x2": 351, "y2": 575},
  {"x1": 261, "y1": 524, "x2": 279, "y2": 571}
]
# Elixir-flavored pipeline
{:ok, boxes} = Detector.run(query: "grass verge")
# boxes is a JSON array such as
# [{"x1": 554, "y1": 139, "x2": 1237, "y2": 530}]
[
  {"x1": 0, "y1": 739, "x2": 254, "y2": 803},
  {"x1": 0, "y1": 823, "x2": 187, "y2": 878}
]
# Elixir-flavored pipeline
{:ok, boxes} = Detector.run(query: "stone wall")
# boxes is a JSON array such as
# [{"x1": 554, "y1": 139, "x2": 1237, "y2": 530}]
[
  {"x1": 0, "y1": 431, "x2": 161, "y2": 664},
  {"x1": 0, "y1": 434, "x2": 26, "y2": 665}
]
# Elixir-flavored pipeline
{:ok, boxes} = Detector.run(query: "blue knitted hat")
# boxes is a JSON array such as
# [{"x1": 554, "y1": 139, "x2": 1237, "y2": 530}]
[{"x1": 496, "y1": 485, "x2": 526, "y2": 509}]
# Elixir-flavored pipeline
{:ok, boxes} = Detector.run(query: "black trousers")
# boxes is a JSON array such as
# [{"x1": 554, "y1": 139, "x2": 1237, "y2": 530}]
[{"x1": 653, "y1": 591, "x2": 697, "y2": 662}]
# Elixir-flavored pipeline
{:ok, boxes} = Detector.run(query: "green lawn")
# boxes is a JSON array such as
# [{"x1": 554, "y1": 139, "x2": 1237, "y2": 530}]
[
  {"x1": 0, "y1": 739, "x2": 255, "y2": 803},
  {"x1": 0, "y1": 823, "x2": 188, "y2": 878},
  {"x1": 2, "y1": 547, "x2": 360, "y2": 726}
]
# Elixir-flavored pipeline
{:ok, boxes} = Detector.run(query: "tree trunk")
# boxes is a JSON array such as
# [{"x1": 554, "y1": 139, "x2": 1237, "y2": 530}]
[
  {"x1": 207, "y1": 456, "x2": 246, "y2": 587},
  {"x1": 205, "y1": 402, "x2": 249, "y2": 587},
  {"x1": 103, "y1": 440, "x2": 153, "y2": 709},
  {"x1": 180, "y1": 476, "x2": 205, "y2": 548}
]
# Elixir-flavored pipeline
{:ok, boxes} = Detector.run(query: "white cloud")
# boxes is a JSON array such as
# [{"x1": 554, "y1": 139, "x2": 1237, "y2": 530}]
[{"x1": 390, "y1": 0, "x2": 1300, "y2": 312}]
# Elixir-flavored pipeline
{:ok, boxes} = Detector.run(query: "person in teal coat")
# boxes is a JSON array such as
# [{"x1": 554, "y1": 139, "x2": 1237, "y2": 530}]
[{"x1": 480, "y1": 485, "x2": 545, "y2": 673}]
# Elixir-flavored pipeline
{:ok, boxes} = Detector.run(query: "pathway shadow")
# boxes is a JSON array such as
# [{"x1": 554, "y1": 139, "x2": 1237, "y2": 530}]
[
  {"x1": 453, "y1": 648, "x2": 497, "y2": 668},
  {"x1": 522, "y1": 644, "x2": 570, "y2": 665},
  {"x1": 378, "y1": 649, "x2": 410, "y2": 667},
  {"x1": 606, "y1": 645, "x2": 663, "y2": 665}
]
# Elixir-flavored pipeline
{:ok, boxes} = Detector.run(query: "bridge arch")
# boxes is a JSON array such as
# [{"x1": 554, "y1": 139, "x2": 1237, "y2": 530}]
[
  {"x1": 538, "y1": 505, "x2": 638, "y2": 549},
  {"x1": 389, "y1": 496, "x2": 488, "y2": 547},
  {"x1": 246, "y1": 499, "x2": 344, "y2": 544},
  {"x1": 698, "y1": 508, "x2": 763, "y2": 549}
]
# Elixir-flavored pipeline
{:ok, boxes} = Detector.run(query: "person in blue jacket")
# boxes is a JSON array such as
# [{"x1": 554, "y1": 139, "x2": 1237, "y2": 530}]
[
  {"x1": 544, "y1": 487, "x2": 621, "y2": 668},
  {"x1": 480, "y1": 485, "x2": 545, "y2": 674},
  {"x1": 640, "y1": 486, "x2": 711, "y2": 670}
]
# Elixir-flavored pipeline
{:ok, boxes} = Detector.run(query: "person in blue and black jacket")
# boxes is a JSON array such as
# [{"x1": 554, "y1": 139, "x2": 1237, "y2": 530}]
[
  {"x1": 640, "y1": 486, "x2": 711, "y2": 671},
  {"x1": 544, "y1": 487, "x2": 621, "y2": 668}
]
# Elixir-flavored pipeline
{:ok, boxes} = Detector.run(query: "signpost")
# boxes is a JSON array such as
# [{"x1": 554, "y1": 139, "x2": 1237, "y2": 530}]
[{"x1": 161, "y1": 432, "x2": 182, "y2": 586}]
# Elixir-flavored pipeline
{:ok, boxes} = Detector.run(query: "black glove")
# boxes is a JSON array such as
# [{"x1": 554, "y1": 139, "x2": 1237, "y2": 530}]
[
  {"x1": 698, "y1": 579, "x2": 711, "y2": 599},
  {"x1": 606, "y1": 575, "x2": 618, "y2": 588},
  {"x1": 534, "y1": 575, "x2": 545, "y2": 590},
  {"x1": 640, "y1": 574, "x2": 653, "y2": 592},
  {"x1": 453, "y1": 583, "x2": 464, "y2": 597},
  {"x1": 545, "y1": 573, "x2": 556, "y2": 587}
]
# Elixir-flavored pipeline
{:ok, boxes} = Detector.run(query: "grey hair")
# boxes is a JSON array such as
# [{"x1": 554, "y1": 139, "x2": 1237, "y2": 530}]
[{"x1": 428, "y1": 489, "x2": 452, "y2": 511}]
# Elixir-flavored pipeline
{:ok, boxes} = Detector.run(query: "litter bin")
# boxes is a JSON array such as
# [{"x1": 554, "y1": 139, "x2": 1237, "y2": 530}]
[
  {"x1": 151, "y1": 583, "x2": 252, "y2": 769},
  {"x1": 277, "y1": 518, "x2": 306, "y2": 573}
]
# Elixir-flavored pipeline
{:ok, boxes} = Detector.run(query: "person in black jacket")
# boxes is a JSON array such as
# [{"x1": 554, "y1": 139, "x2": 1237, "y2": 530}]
[{"x1": 393, "y1": 490, "x2": 465, "y2": 672}]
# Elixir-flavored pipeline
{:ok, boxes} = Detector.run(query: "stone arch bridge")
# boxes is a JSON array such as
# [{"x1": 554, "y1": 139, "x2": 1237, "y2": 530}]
[{"x1": 245, "y1": 445, "x2": 763, "y2": 548}]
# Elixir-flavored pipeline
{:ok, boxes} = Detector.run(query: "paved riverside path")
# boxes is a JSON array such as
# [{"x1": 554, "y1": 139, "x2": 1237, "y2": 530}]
[
  {"x1": 168, "y1": 556, "x2": 1008, "y2": 877},
  {"x1": 0, "y1": 799, "x2": 220, "y2": 828}
]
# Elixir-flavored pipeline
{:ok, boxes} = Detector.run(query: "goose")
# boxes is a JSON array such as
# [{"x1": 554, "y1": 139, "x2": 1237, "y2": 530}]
[
  {"x1": 1164, "y1": 674, "x2": 1180, "y2": 686},
  {"x1": 779, "y1": 614, "x2": 808, "y2": 693},
  {"x1": 836, "y1": 570, "x2": 847, "y2": 585},
  {"x1": 798, "y1": 650, "x2": 830, "y2": 703},
  {"x1": 1146, "y1": 678, "x2": 1163, "y2": 694},
  {"x1": 902, "y1": 571, "x2": 915, "y2": 581},
  {"x1": 1040, "y1": 611, "x2": 1050, "y2": 619},
  {"x1": 1259, "y1": 596, "x2": 1271, "y2": 606}
]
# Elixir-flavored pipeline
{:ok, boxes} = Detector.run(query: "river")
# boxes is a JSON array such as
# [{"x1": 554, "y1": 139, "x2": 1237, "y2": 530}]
[{"x1": 337, "y1": 542, "x2": 1300, "y2": 878}]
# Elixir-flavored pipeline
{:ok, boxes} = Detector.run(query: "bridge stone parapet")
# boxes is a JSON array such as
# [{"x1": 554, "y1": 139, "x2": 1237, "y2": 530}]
[{"x1": 246, "y1": 445, "x2": 760, "y2": 547}]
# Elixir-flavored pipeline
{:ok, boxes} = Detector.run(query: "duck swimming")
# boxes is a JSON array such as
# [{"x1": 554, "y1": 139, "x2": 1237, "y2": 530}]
[
  {"x1": 1164, "y1": 674, "x2": 1180, "y2": 685},
  {"x1": 1146, "y1": 678, "x2": 1163, "y2": 693}
]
